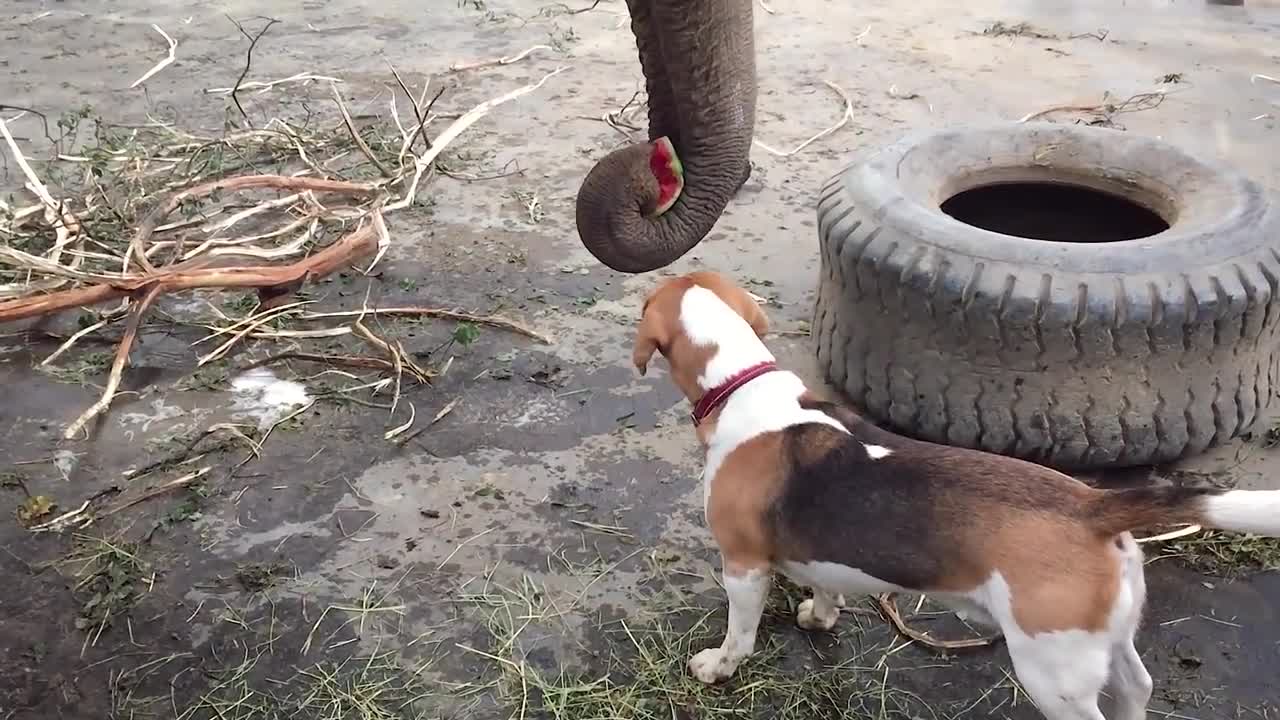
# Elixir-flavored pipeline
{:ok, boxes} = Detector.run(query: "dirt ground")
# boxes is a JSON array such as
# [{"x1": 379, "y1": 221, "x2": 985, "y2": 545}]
[{"x1": 2, "y1": 0, "x2": 1279, "y2": 718}]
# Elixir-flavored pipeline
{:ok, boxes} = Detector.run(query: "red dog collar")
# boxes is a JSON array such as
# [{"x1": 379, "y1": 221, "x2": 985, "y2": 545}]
[{"x1": 690, "y1": 361, "x2": 779, "y2": 427}]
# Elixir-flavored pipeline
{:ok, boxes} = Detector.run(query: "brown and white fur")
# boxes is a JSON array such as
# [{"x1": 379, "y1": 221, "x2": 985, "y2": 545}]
[{"x1": 632, "y1": 270, "x2": 1280, "y2": 720}]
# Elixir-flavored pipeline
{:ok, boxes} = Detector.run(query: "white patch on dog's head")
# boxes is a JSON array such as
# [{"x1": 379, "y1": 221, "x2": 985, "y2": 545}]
[{"x1": 680, "y1": 285, "x2": 775, "y2": 390}]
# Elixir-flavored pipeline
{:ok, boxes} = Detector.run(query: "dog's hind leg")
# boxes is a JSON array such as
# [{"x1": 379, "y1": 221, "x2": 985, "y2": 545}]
[
  {"x1": 1105, "y1": 637, "x2": 1153, "y2": 720},
  {"x1": 1006, "y1": 630, "x2": 1111, "y2": 720},
  {"x1": 689, "y1": 561, "x2": 771, "y2": 684},
  {"x1": 796, "y1": 589, "x2": 842, "y2": 631},
  {"x1": 939, "y1": 594, "x2": 998, "y2": 629},
  {"x1": 1103, "y1": 536, "x2": 1153, "y2": 720}
]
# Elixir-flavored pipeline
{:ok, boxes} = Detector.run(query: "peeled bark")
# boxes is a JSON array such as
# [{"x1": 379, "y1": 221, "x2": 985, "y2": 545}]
[{"x1": 575, "y1": 0, "x2": 757, "y2": 273}]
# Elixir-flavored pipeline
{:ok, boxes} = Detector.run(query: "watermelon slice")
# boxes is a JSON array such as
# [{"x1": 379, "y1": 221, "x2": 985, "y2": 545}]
[{"x1": 649, "y1": 136, "x2": 684, "y2": 216}]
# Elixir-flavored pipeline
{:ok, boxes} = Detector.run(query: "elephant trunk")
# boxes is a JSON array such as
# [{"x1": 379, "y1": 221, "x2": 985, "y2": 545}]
[{"x1": 575, "y1": 0, "x2": 756, "y2": 273}]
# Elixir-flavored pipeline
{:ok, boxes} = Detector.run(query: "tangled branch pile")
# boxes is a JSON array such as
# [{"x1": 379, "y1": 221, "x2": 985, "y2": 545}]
[{"x1": 0, "y1": 67, "x2": 565, "y2": 440}]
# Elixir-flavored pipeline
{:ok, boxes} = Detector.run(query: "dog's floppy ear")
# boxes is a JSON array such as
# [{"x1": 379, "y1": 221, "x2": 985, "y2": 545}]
[
  {"x1": 724, "y1": 285, "x2": 770, "y2": 338},
  {"x1": 632, "y1": 299, "x2": 670, "y2": 376},
  {"x1": 741, "y1": 293, "x2": 770, "y2": 338}
]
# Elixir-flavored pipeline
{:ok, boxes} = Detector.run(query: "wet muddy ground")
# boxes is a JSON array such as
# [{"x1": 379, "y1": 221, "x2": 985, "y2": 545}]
[{"x1": 2, "y1": 0, "x2": 1279, "y2": 718}]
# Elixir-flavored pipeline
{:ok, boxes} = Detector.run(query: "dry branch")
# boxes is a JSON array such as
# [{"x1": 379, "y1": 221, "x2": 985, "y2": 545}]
[
  {"x1": 0, "y1": 115, "x2": 63, "y2": 213},
  {"x1": 204, "y1": 72, "x2": 343, "y2": 95},
  {"x1": 754, "y1": 81, "x2": 856, "y2": 157},
  {"x1": 130, "y1": 24, "x2": 178, "y2": 89},
  {"x1": 63, "y1": 284, "x2": 164, "y2": 439},
  {"x1": 0, "y1": 216, "x2": 379, "y2": 322},
  {"x1": 300, "y1": 306, "x2": 551, "y2": 344},
  {"x1": 200, "y1": 192, "x2": 303, "y2": 236},
  {"x1": 449, "y1": 45, "x2": 553, "y2": 73},
  {"x1": 41, "y1": 306, "x2": 129, "y2": 366},
  {"x1": 1018, "y1": 90, "x2": 1167, "y2": 126},
  {"x1": 386, "y1": 61, "x2": 434, "y2": 157},
  {"x1": 0, "y1": 246, "x2": 120, "y2": 283},
  {"x1": 3, "y1": 63, "x2": 567, "y2": 444},
  {"x1": 352, "y1": 319, "x2": 433, "y2": 384},
  {"x1": 394, "y1": 396, "x2": 460, "y2": 446},
  {"x1": 1135, "y1": 524, "x2": 1203, "y2": 544},
  {"x1": 193, "y1": 299, "x2": 312, "y2": 348},
  {"x1": 227, "y1": 16, "x2": 280, "y2": 121},
  {"x1": 331, "y1": 83, "x2": 394, "y2": 178},
  {"x1": 102, "y1": 467, "x2": 213, "y2": 517},
  {"x1": 876, "y1": 594, "x2": 1002, "y2": 652},
  {"x1": 126, "y1": 174, "x2": 376, "y2": 272},
  {"x1": 241, "y1": 351, "x2": 398, "y2": 373},
  {"x1": 388, "y1": 66, "x2": 570, "y2": 211},
  {"x1": 196, "y1": 301, "x2": 310, "y2": 366}
]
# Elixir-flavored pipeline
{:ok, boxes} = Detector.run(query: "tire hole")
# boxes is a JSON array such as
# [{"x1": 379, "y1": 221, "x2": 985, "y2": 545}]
[{"x1": 940, "y1": 182, "x2": 1169, "y2": 243}]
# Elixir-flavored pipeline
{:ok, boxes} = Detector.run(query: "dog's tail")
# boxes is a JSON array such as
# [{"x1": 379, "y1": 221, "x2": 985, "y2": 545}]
[{"x1": 1088, "y1": 484, "x2": 1280, "y2": 538}]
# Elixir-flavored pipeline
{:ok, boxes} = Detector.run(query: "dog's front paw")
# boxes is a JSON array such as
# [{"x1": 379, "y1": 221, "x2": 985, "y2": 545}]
[
  {"x1": 796, "y1": 598, "x2": 839, "y2": 631},
  {"x1": 688, "y1": 647, "x2": 737, "y2": 684}
]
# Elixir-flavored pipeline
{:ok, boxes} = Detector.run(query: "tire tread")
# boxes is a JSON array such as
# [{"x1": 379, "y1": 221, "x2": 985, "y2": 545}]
[{"x1": 813, "y1": 161, "x2": 1280, "y2": 469}]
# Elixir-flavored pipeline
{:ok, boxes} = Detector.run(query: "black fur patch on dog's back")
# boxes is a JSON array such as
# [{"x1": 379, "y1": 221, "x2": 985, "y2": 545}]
[{"x1": 768, "y1": 421, "x2": 961, "y2": 589}]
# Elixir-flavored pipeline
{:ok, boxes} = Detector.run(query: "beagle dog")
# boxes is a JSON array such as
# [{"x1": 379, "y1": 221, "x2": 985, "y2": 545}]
[{"x1": 632, "y1": 270, "x2": 1280, "y2": 720}]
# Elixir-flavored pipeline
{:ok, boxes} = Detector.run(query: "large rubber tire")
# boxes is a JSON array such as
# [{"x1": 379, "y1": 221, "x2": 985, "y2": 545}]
[{"x1": 813, "y1": 122, "x2": 1280, "y2": 470}]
